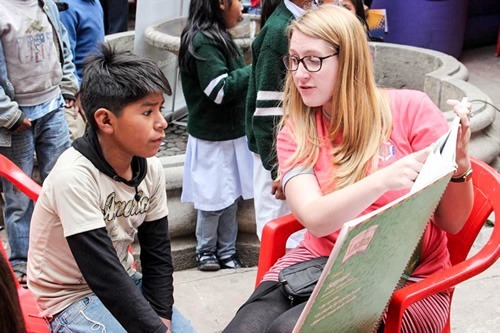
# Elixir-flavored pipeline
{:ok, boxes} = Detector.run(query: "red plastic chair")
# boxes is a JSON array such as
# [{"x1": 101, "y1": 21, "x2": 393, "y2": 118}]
[
  {"x1": 256, "y1": 157, "x2": 500, "y2": 332},
  {"x1": 0, "y1": 154, "x2": 49, "y2": 332}
]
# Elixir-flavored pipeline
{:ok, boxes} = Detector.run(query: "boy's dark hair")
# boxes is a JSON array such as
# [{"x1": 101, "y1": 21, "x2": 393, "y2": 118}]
[
  {"x1": 179, "y1": 0, "x2": 239, "y2": 70},
  {"x1": 80, "y1": 43, "x2": 171, "y2": 129}
]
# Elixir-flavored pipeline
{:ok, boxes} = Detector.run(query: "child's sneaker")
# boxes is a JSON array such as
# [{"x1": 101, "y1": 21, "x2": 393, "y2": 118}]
[
  {"x1": 219, "y1": 254, "x2": 244, "y2": 269},
  {"x1": 196, "y1": 252, "x2": 220, "y2": 271}
]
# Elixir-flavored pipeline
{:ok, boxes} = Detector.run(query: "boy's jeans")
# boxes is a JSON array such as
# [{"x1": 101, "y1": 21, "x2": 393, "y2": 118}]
[
  {"x1": 50, "y1": 272, "x2": 196, "y2": 332},
  {"x1": 0, "y1": 109, "x2": 70, "y2": 267}
]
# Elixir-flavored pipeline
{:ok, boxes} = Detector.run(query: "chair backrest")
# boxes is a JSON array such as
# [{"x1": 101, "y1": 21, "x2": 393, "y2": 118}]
[{"x1": 446, "y1": 158, "x2": 499, "y2": 265}]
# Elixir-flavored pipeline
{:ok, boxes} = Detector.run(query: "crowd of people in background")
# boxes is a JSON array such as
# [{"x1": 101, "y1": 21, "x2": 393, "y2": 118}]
[{"x1": 0, "y1": 1, "x2": 477, "y2": 332}]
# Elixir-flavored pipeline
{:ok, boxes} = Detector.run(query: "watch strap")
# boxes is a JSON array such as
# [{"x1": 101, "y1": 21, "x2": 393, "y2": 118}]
[{"x1": 450, "y1": 167, "x2": 473, "y2": 183}]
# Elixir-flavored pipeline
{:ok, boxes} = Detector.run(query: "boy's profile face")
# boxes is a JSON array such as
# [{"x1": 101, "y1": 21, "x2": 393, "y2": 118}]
[{"x1": 104, "y1": 93, "x2": 167, "y2": 159}]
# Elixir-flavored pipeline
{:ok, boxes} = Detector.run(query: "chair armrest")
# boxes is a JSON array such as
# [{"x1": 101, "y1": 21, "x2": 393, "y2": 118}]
[
  {"x1": 255, "y1": 214, "x2": 304, "y2": 287},
  {"x1": 384, "y1": 232, "x2": 500, "y2": 332}
]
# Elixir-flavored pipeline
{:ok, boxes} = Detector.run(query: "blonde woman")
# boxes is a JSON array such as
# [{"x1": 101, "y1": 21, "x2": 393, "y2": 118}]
[{"x1": 224, "y1": 5, "x2": 473, "y2": 332}]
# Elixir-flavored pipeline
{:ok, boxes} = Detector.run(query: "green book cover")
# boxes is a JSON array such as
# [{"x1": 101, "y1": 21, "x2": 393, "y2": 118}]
[{"x1": 293, "y1": 117, "x2": 460, "y2": 333}]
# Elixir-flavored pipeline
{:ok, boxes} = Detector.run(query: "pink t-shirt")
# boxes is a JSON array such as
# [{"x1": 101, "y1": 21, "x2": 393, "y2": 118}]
[{"x1": 272, "y1": 89, "x2": 451, "y2": 280}]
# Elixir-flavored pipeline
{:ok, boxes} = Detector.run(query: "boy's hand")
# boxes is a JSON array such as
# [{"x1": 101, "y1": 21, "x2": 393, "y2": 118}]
[
  {"x1": 13, "y1": 117, "x2": 32, "y2": 132},
  {"x1": 74, "y1": 94, "x2": 87, "y2": 122},
  {"x1": 272, "y1": 178, "x2": 286, "y2": 200},
  {"x1": 160, "y1": 317, "x2": 171, "y2": 332},
  {"x1": 66, "y1": 98, "x2": 87, "y2": 122}
]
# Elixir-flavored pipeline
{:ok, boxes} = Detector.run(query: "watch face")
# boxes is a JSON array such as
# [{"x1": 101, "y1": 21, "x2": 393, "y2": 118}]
[{"x1": 464, "y1": 170, "x2": 473, "y2": 182}]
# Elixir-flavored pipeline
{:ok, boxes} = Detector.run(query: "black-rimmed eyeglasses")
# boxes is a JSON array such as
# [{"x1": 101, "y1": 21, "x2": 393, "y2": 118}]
[{"x1": 283, "y1": 52, "x2": 339, "y2": 73}]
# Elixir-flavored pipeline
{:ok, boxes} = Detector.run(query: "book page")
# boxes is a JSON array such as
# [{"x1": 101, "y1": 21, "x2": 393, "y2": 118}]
[{"x1": 411, "y1": 116, "x2": 459, "y2": 193}]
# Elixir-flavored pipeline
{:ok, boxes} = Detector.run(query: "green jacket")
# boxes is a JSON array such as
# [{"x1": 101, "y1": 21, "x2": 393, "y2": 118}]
[
  {"x1": 246, "y1": 2, "x2": 293, "y2": 178},
  {"x1": 180, "y1": 32, "x2": 251, "y2": 141}
]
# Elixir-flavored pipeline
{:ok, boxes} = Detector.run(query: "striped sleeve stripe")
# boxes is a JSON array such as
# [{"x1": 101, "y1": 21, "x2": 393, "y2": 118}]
[
  {"x1": 254, "y1": 90, "x2": 284, "y2": 116},
  {"x1": 257, "y1": 91, "x2": 284, "y2": 101},
  {"x1": 204, "y1": 73, "x2": 228, "y2": 104},
  {"x1": 254, "y1": 107, "x2": 283, "y2": 116}
]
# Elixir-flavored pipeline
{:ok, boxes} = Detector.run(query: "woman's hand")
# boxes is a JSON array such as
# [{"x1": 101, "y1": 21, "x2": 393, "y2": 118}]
[
  {"x1": 446, "y1": 98, "x2": 472, "y2": 174},
  {"x1": 375, "y1": 148, "x2": 430, "y2": 192}
]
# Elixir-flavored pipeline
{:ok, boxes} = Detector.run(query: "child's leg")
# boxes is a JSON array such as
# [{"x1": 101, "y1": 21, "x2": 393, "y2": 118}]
[
  {"x1": 196, "y1": 209, "x2": 222, "y2": 271},
  {"x1": 0, "y1": 130, "x2": 35, "y2": 278},
  {"x1": 32, "y1": 108, "x2": 71, "y2": 181},
  {"x1": 217, "y1": 199, "x2": 242, "y2": 268}
]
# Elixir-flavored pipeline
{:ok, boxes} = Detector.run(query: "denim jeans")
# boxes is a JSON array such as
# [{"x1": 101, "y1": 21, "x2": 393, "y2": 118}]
[
  {"x1": 50, "y1": 272, "x2": 196, "y2": 332},
  {"x1": 0, "y1": 108, "x2": 70, "y2": 267},
  {"x1": 196, "y1": 199, "x2": 238, "y2": 259}
]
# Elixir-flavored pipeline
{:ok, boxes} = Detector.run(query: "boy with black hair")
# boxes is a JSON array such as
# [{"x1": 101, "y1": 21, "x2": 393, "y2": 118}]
[{"x1": 27, "y1": 44, "x2": 194, "y2": 332}]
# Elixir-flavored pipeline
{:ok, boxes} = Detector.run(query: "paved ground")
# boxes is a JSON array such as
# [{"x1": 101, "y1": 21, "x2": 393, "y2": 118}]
[{"x1": 173, "y1": 225, "x2": 498, "y2": 333}]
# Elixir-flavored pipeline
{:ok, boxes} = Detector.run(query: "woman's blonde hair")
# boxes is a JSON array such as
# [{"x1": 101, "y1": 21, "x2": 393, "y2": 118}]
[{"x1": 281, "y1": 5, "x2": 392, "y2": 190}]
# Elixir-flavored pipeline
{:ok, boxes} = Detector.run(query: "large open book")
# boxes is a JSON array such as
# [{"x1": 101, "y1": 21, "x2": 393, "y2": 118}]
[{"x1": 293, "y1": 117, "x2": 461, "y2": 333}]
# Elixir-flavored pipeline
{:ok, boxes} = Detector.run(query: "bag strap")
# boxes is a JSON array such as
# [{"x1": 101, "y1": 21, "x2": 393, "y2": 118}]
[{"x1": 236, "y1": 281, "x2": 283, "y2": 314}]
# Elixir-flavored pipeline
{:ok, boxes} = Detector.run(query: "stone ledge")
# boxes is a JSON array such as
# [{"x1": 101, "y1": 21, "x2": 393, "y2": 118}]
[{"x1": 133, "y1": 232, "x2": 260, "y2": 272}]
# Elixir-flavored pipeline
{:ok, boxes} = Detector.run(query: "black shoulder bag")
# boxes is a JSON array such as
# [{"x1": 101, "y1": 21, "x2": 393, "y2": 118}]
[{"x1": 238, "y1": 256, "x2": 328, "y2": 311}]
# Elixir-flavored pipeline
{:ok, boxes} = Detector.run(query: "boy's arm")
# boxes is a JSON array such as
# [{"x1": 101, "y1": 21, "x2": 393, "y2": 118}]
[
  {"x1": 137, "y1": 215, "x2": 174, "y2": 321},
  {"x1": 67, "y1": 228, "x2": 168, "y2": 333},
  {"x1": 0, "y1": 43, "x2": 26, "y2": 130},
  {"x1": 0, "y1": 85, "x2": 26, "y2": 131}
]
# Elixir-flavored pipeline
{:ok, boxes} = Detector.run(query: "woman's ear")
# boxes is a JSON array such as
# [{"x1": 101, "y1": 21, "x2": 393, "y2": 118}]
[
  {"x1": 219, "y1": 0, "x2": 225, "y2": 10},
  {"x1": 94, "y1": 108, "x2": 114, "y2": 134}
]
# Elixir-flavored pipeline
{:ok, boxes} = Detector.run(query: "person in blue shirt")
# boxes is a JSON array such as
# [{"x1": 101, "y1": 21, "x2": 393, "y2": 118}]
[{"x1": 58, "y1": 0, "x2": 105, "y2": 141}]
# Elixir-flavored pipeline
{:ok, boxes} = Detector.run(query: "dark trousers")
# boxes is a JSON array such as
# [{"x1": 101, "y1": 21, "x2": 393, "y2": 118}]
[
  {"x1": 100, "y1": 0, "x2": 129, "y2": 34},
  {"x1": 223, "y1": 281, "x2": 307, "y2": 333}
]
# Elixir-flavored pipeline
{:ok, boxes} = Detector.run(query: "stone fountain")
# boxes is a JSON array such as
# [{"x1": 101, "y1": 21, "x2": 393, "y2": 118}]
[{"x1": 105, "y1": 11, "x2": 499, "y2": 271}]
